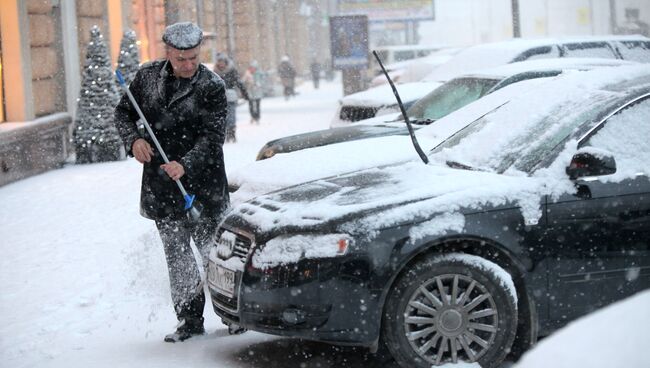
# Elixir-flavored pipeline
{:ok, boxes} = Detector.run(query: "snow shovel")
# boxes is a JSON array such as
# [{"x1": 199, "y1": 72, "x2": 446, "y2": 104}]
[{"x1": 115, "y1": 70, "x2": 201, "y2": 221}]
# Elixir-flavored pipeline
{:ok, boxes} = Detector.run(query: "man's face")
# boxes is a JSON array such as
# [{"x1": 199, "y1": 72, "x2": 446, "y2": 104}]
[
  {"x1": 167, "y1": 46, "x2": 201, "y2": 78},
  {"x1": 216, "y1": 59, "x2": 227, "y2": 71}
]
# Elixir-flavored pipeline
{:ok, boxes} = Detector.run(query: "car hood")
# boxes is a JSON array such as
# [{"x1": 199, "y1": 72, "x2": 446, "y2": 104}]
[
  {"x1": 230, "y1": 134, "x2": 441, "y2": 205},
  {"x1": 341, "y1": 81, "x2": 443, "y2": 106},
  {"x1": 228, "y1": 161, "x2": 563, "y2": 236}
]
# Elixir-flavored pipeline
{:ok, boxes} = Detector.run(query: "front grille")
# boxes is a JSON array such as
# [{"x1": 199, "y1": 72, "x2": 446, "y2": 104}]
[
  {"x1": 210, "y1": 227, "x2": 254, "y2": 315},
  {"x1": 232, "y1": 234, "x2": 251, "y2": 259},
  {"x1": 339, "y1": 105, "x2": 380, "y2": 122},
  {"x1": 215, "y1": 228, "x2": 253, "y2": 261}
]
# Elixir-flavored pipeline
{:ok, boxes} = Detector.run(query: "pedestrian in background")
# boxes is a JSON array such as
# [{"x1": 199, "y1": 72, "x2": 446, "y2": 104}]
[
  {"x1": 310, "y1": 60, "x2": 321, "y2": 89},
  {"x1": 278, "y1": 55, "x2": 296, "y2": 100},
  {"x1": 243, "y1": 60, "x2": 264, "y2": 124},
  {"x1": 114, "y1": 22, "x2": 231, "y2": 343},
  {"x1": 213, "y1": 53, "x2": 249, "y2": 142}
]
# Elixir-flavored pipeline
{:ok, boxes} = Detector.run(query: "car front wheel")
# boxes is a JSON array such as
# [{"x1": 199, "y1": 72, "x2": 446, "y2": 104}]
[{"x1": 382, "y1": 253, "x2": 518, "y2": 368}]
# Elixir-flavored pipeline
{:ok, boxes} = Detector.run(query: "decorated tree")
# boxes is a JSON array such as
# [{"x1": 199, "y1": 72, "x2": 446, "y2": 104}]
[
  {"x1": 73, "y1": 26, "x2": 123, "y2": 163},
  {"x1": 116, "y1": 30, "x2": 140, "y2": 86}
]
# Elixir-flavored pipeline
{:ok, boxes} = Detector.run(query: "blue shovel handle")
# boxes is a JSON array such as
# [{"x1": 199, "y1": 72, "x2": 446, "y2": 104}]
[
  {"x1": 183, "y1": 194, "x2": 196, "y2": 210},
  {"x1": 115, "y1": 70, "x2": 126, "y2": 86}
]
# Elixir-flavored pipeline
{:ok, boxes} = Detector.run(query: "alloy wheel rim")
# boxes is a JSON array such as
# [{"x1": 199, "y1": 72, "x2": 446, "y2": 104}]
[{"x1": 403, "y1": 273, "x2": 498, "y2": 365}]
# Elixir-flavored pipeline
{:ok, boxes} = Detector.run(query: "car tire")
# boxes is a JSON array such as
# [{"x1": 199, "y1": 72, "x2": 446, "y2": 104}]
[{"x1": 382, "y1": 253, "x2": 518, "y2": 368}]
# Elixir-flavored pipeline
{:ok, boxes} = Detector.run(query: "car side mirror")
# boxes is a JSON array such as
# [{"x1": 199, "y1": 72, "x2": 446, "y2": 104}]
[{"x1": 566, "y1": 149, "x2": 616, "y2": 180}]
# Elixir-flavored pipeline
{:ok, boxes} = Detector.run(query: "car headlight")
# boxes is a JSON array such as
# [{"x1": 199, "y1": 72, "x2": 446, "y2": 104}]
[{"x1": 251, "y1": 234, "x2": 352, "y2": 270}]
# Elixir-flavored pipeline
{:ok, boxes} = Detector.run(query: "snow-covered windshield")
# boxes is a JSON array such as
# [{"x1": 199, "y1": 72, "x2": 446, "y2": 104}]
[
  {"x1": 429, "y1": 66, "x2": 650, "y2": 174},
  {"x1": 406, "y1": 77, "x2": 500, "y2": 121}
]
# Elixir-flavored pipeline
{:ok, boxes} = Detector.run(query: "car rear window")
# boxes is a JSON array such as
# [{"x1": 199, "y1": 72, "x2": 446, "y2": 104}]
[
  {"x1": 562, "y1": 42, "x2": 618, "y2": 59},
  {"x1": 616, "y1": 41, "x2": 650, "y2": 62},
  {"x1": 513, "y1": 46, "x2": 561, "y2": 62}
]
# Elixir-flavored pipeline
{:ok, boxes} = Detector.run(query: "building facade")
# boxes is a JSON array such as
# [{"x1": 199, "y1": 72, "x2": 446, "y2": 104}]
[{"x1": 0, "y1": 0, "x2": 330, "y2": 186}]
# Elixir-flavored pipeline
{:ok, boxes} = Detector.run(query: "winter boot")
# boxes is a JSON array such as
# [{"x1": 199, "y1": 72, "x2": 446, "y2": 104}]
[
  {"x1": 165, "y1": 294, "x2": 206, "y2": 342},
  {"x1": 164, "y1": 317, "x2": 205, "y2": 342}
]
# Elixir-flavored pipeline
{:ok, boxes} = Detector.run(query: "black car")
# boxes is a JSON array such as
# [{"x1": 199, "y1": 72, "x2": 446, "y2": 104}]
[{"x1": 208, "y1": 66, "x2": 650, "y2": 368}]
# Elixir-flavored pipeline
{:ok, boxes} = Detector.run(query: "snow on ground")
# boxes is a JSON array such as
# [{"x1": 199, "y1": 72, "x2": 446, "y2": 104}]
[
  {"x1": 1, "y1": 73, "x2": 648, "y2": 368},
  {"x1": 515, "y1": 290, "x2": 650, "y2": 368}
]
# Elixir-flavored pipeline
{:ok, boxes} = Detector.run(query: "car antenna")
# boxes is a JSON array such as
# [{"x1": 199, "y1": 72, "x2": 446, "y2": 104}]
[{"x1": 372, "y1": 50, "x2": 429, "y2": 164}]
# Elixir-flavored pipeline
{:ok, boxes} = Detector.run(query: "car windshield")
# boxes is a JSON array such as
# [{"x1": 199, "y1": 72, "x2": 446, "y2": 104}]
[
  {"x1": 428, "y1": 81, "x2": 633, "y2": 174},
  {"x1": 406, "y1": 77, "x2": 500, "y2": 121}
]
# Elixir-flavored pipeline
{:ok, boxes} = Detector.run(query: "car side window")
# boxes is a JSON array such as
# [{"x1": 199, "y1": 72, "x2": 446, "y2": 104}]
[
  {"x1": 616, "y1": 41, "x2": 650, "y2": 62},
  {"x1": 562, "y1": 42, "x2": 617, "y2": 59},
  {"x1": 512, "y1": 46, "x2": 560, "y2": 62},
  {"x1": 582, "y1": 98, "x2": 650, "y2": 177}
]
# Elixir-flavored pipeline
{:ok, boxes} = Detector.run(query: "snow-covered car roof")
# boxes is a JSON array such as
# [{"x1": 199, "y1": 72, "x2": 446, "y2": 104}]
[
  {"x1": 230, "y1": 77, "x2": 550, "y2": 205},
  {"x1": 370, "y1": 48, "x2": 463, "y2": 87},
  {"x1": 462, "y1": 57, "x2": 635, "y2": 79},
  {"x1": 422, "y1": 35, "x2": 649, "y2": 82}
]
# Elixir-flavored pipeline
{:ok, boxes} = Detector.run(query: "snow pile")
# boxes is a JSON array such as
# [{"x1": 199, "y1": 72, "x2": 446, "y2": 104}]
[{"x1": 515, "y1": 290, "x2": 650, "y2": 368}]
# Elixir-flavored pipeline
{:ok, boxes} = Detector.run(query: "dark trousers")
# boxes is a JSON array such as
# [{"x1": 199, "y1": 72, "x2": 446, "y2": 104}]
[
  {"x1": 248, "y1": 99, "x2": 261, "y2": 121},
  {"x1": 155, "y1": 215, "x2": 219, "y2": 324}
]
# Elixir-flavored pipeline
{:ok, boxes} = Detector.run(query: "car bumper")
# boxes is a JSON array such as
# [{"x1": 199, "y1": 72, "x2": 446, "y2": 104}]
[{"x1": 207, "y1": 251, "x2": 381, "y2": 345}]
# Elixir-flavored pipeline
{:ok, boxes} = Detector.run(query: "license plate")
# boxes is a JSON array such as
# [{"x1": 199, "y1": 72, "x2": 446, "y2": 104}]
[{"x1": 210, "y1": 263, "x2": 236, "y2": 298}]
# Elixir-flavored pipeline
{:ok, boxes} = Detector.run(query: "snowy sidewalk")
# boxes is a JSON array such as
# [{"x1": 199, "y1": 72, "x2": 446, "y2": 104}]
[{"x1": 0, "y1": 79, "x2": 397, "y2": 368}]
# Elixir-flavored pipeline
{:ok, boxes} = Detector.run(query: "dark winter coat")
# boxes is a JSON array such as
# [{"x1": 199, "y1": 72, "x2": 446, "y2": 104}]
[
  {"x1": 214, "y1": 64, "x2": 249, "y2": 101},
  {"x1": 114, "y1": 60, "x2": 230, "y2": 220},
  {"x1": 278, "y1": 61, "x2": 296, "y2": 79},
  {"x1": 278, "y1": 61, "x2": 296, "y2": 87}
]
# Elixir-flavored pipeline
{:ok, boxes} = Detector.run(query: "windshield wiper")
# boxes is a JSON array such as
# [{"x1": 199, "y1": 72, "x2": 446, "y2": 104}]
[
  {"x1": 446, "y1": 160, "x2": 479, "y2": 171},
  {"x1": 373, "y1": 50, "x2": 429, "y2": 165},
  {"x1": 410, "y1": 118, "x2": 436, "y2": 125}
]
